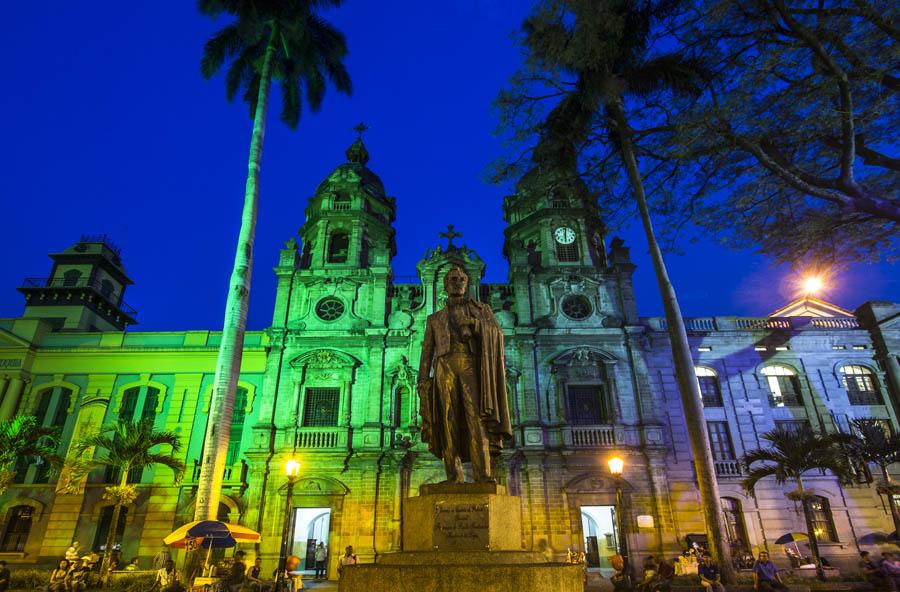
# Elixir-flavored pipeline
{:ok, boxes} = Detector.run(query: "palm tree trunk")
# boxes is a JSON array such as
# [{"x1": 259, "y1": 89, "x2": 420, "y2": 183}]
[
  {"x1": 194, "y1": 21, "x2": 280, "y2": 521},
  {"x1": 796, "y1": 478, "x2": 826, "y2": 581},
  {"x1": 101, "y1": 471, "x2": 129, "y2": 580},
  {"x1": 610, "y1": 101, "x2": 734, "y2": 581}
]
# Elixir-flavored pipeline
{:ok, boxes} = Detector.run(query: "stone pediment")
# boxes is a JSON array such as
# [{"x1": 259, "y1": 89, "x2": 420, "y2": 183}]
[
  {"x1": 0, "y1": 327, "x2": 30, "y2": 349},
  {"x1": 290, "y1": 349, "x2": 361, "y2": 370}
]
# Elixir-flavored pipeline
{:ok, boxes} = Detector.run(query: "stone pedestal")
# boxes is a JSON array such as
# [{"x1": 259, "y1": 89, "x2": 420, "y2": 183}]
[{"x1": 339, "y1": 483, "x2": 583, "y2": 592}]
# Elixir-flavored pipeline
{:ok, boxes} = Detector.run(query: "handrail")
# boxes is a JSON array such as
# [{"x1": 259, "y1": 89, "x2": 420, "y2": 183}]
[{"x1": 21, "y1": 277, "x2": 137, "y2": 317}]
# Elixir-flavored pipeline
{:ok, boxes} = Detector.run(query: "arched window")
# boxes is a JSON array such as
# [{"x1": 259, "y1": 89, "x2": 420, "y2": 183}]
[
  {"x1": 394, "y1": 386, "x2": 409, "y2": 428},
  {"x1": 806, "y1": 496, "x2": 837, "y2": 542},
  {"x1": 840, "y1": 365, "x2": 881, "y2": 405},
  {"x1": 1, "y1": 505, "x2": 34, "y2": 552},
  {"x1": 695, "y1": 367, "x2": 723, "y2": 407},
  {"x1": 92, "y1": 506, "x2": 127, "y2": 552},
  {"x1": 720, "y1": 498, "x2": 748, "y2": 549},
  {"x1": 761, "y1": 366, "x2": 803, "y2": 407},
  {"x1": 327, "y1": 232, "x2": 349, "y2": 263},
  {"x1": 62, "y1": 269, "x2": 82, "y2": 287},
  {"x1": 226, "y1": 388, "x2": 248, "y2": 466}
]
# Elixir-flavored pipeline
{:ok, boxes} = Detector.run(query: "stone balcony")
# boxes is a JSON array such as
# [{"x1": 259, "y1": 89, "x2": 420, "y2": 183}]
[
  {"x1": 644, "y1": 316, "x2": 859, "y2": 332},
  {"x1": 714, "y1": 459, "x2": 744, "y2": 478}
]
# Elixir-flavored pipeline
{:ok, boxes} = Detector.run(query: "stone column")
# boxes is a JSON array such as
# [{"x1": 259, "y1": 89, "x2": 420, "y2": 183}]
[
  {"x1": 0, "y1": 376, "x2": 9, "y2": 407},
  {"x1": 0, "y1": 377, "x2": 25, "y2": 420}
]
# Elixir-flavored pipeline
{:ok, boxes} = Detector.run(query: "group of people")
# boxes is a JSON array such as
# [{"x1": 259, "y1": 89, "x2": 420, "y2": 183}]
[{"x1": 860, "y1": 550, "x2": 900, "y2": 591}]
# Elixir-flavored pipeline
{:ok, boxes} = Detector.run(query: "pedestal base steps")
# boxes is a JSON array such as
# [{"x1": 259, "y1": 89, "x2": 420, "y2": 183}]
[{"x1": 338, "y1": 482, "x2": 584, "y2": 592}]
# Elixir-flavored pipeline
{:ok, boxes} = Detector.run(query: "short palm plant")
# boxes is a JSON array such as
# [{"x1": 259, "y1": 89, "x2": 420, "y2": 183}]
[
  {"x1": 68, "y1": 419, "x2": 184, "y2": 579},
  {"x1": 841, "y1": 419, "x2": 900, "y2": 536},
  {"x1": 0, "y1": 415, "x2": 61, "y2": 494},
  {"x1": 742, "y1": 425, "x2": 851, "y2": 580}
]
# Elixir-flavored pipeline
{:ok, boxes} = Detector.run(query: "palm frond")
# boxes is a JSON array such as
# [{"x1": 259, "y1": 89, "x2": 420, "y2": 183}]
[{"x1": 200, "y1": 24, "x2": 244, "y2": 79}]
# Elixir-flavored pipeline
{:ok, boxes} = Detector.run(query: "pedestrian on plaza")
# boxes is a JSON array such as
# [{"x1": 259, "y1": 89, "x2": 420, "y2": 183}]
[
  {"x1": 154, "y1": 559, "x2": 184, "y2": 592},
  {"x1": 698, "y1": 553, "x2": 726, "y2": 592},
  {"x1": 337, "y1": 546, "x2": 358, "y2": 576},
  {"x1": 883, "y1": 552, "x2": 900, "y2": 592},
  {"x1": 229, "y1": 550, "x2": 247, "y2": 592},
  {"x1": 859, "y1": 551, "x2": 888, "y2": 588},
  {"x1": 65, "y1": 542, "x2": 80, "y2": 563},
  {"x1": 314, "y1": 543, "x2": 327, "y2": 579},
  {"x1": 153, "y1": 545, "x2": 171, "y2": 570},
  {"x1": 45, "y1": 559, "x2": 69, "y2": 592},
  {"x1": 0, "y1": 560, "x2": 10, "y2": 592},
  {"x1": 752, "y1": 551, "x2": 787, "y2": 592}
]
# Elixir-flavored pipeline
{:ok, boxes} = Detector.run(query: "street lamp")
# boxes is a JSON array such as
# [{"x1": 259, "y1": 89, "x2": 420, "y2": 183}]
[
  {"x1": 276, "y1": 459, "x2": 301, "y2": 590},
  {"x1": 608, "y1": 456, "x2": 628, "y2": 575}
]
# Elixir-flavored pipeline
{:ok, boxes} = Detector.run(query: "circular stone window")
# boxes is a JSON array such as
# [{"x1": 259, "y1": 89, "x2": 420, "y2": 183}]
[
  {"x1": 561, "y1": 294, "x2": 592, "y2": 320},
  {"x1": 315, "y1": 297, "x2": 345, "y2": 321}
]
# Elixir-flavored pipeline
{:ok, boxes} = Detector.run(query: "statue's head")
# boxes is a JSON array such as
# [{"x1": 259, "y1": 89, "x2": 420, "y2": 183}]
[{"x1": 443, "y1": 266, "x2": 469, "y2": 297}]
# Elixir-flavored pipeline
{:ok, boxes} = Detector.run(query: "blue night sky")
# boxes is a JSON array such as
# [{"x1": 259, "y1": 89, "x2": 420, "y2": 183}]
[{"x1": 2, "y1": 2, "x2": 897, "y2": 331}]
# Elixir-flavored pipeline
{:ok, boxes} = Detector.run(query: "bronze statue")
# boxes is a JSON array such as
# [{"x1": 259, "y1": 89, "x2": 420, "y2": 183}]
[{"x1": 417, "y1": 266, "x2": 512, "y2": 483}]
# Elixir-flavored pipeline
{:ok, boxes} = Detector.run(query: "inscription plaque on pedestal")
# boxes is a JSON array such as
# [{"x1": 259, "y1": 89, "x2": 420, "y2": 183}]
[{"x1": 433, "y1": 502, "x2": 489, "y2": 549}]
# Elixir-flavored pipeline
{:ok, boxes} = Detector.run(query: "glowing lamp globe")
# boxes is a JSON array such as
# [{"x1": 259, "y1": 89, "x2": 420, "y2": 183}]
[
  {"x1": 608, "y1": 456, "x2": 625, "y2": 476},
  {"x1": 285, "y1": 459, "x2": 301, "y2": 478}
]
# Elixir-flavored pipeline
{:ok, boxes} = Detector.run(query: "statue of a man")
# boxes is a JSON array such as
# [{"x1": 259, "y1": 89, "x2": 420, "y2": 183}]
[{"x1": 417, "y1": 266, "x2": 512, "y2": 483}]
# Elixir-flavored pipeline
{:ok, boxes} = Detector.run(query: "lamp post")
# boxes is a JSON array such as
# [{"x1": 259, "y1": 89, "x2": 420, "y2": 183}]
[
  {"x1": 608, "y1": 456, "x2": 628, "y2": 574},
  {"x1": 276, "y1": 459, "x2": 301, "y2": 590}
]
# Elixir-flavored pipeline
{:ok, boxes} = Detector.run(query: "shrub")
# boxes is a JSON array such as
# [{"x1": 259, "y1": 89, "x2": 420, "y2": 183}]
[
  {"x1": 108, "y1": 573, "x2": 155, "y2": 592},
  {"x1": 10, "y1": 568, "x2": 52, "y2": 590}
]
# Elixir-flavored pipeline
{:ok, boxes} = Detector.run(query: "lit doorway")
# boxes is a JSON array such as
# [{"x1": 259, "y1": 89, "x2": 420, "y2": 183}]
[
  {"x1": 580, "y1": 505, "x2": 618, "y2": 569},
  {"x1": 289, "y1": 508, "x2": 331, "y2": 573}
]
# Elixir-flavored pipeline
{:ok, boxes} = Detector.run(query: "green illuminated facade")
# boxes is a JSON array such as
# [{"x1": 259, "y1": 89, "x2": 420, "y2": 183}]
[{"x1": 1, "y1": 138, "x2": 898, "y2": 576}]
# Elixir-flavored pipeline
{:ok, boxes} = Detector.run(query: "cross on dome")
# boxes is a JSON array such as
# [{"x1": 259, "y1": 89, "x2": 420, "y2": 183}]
[{"x1": 439, "y1": 224, "x2": 463, "y2": 249}]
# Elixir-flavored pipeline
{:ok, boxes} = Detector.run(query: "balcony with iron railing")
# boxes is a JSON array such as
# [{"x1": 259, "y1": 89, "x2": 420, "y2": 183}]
[{"x1": 20, "y1": 277, "x2": 137, "y2": 318}]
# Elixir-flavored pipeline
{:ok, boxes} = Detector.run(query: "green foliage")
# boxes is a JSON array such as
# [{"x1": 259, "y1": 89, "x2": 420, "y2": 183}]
[
  {"x1": 0, "y1": 415, "x2": 61, "y2": 494},
  {"x1": 9, "y1": 568, "x2": 53, "y2": 590},
  {"x1": 68, "y1": 419, "x2": 185, "y2": 484},
  {"x1": 199, "y1": 0, "x2": 351, "y2": 128},
  {"x1": 840, "y1": 418, "x2": 900, "y2": 480},
  {"x1": 108, "y1": 573, "x2": 156, "y2": 592},
  {"x1": 740, "y1": 424, "x2": 853, "y2": 493}
]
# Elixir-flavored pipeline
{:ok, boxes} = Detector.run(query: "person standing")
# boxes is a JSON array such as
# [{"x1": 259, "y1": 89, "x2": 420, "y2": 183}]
[
  {"x1": 698, "y1": 553, "x2": 726, "y2": 592},
  {"x1": 153, "y1": 545, "x2": 171, "y2": 570},
  {"x1": 314, "y1": 543, "x2": 327, "y2": 580},
  {"x1": 65, "y1": 542, "x2": 80, "y2": 563},
  {"x1": 0, "y1": 561, "x2": 10, "y2": 592},
  {"x1": 752, "y1": 551, "x2": 787, "y2": 591},
  {"x1": 229, "y1": 550, "x2": 247, "y2": 592}
]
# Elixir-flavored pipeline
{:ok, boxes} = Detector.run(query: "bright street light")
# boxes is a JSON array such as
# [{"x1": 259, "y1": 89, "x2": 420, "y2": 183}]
[
  {"x1": 285, "y1": 459, "x2": 301, "y2": 479},
  {"x1": 608, "y1": 456, "x2": 625, "y2": 477}
]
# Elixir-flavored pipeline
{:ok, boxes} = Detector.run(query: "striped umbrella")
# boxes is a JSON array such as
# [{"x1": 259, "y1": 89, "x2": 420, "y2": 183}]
[{"x1": 164, "y1": 520, "x2": 261, "y2": 549}]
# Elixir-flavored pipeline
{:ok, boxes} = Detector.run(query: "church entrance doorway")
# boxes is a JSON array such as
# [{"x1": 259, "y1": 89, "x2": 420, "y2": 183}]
[
  {"x1": 580, "y1": 505, "x2": 618, "y2": 569},
  {"x1": 289, "y1": 507, "x2": 331, "y2": 574}
]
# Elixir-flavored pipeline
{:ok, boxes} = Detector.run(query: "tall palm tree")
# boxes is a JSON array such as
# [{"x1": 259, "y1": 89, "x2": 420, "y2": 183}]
[
  {"x1": 69, "y1": 419, "x2": 184, "y2": 579},
  {"x1": 742, "y1": 425, "x2": 852, "y2": 581},
  {"x1": 842, "y1": 419, "x2": 900, "y2": 536},
  {"x1": 195, "y1": 0, "x2": 351, "y2": 520},
  {"x1": 517, "y1": 0, "x2": 733, "y2": 577},
  {"x1": 0, "y1": 415, "x2": 61, "y2": 494}
]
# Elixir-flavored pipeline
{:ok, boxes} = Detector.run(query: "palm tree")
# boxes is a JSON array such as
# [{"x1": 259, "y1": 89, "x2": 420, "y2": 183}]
[
  {"x1": 69, "y1": 419, "x2": 184, "y2": 579},
  {"x1": 517, "y1": 0, "x2": 733, "y2": 577},
  {"x1": 742, "y1": 425, "x2": 852, "y2": 581},
  {"x1": 843, "y1": 419, "x2": 900, "y2": 536},
  {"x1": 195, "y1": 0, "x2": 351, "y2": 520},
  {"x1": 0, "y1": 415, "x2": 61, "y2": 494}
]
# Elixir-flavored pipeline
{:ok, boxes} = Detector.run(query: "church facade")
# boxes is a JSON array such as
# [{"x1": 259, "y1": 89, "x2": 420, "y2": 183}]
[{"x1": 1, "y1": 137, "x2": 898, "y2": 576}]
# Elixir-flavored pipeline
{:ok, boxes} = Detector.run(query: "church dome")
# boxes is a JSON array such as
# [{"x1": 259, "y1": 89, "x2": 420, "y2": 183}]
[{"x1": 314, "y1": 137, "x2": 387, "y2": 200}]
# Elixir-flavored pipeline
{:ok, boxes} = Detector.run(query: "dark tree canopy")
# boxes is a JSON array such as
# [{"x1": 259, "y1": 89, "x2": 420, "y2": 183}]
[{"x1": 200, "y1": 0, "x2": 352, "y2": 128}]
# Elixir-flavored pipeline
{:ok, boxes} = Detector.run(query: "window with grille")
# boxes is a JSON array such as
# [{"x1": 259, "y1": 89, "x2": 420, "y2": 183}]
[
  {"x1": 706, "y1": 421, "x2": 735, "y2": 461},
  {"x1": 806, "y1": 496, "x2": 837, "y2": 542},
  {"x1": 775, "y1": 420, "x2": 810, "y2": 435},
  {"x1": 695, "y1": 368, "x2": 723, "y2": 407},
  {"x1": 51, "y1": 388, "x2": 72, "y2": 427},
  {"x1": 303, "y1": 388, "x2": 340, "y2": 427},
  {"x1": 141, "y1": 387, "x2": 160, "y2": 420},
  {"x1": 226, "y1": 388, "x2": 248, "y2": 466},
  {"x1": 841, "y1": 365, "x2": 881, "y2": 405},
  {"x1": 327, "y1": 233, "x2": 349, "y2": 263},
  {"x1": 566, "y1": 385, "x2": 608, "y2": 425},
  {"x1": 1, "y1": 506, "x2": 34, "y2": 552},
  {"x1": 118, "y1": 388, "x2": 139, "y2": 420},
  {"x1": 556, "y1": 241, "x2": 579, "y2": 263},
  {"x1": 34, "y1": 390, "x2": 53, "y2": 424},
  {"x1": 92, "y1": 506, "x2": 128, "y2": 552},
  {"x1": 721, "y1": 498, "x2": 747, "y2": 548},
  {"x1": 761, "y1": 366, "x2": 803, "y2": 407}
]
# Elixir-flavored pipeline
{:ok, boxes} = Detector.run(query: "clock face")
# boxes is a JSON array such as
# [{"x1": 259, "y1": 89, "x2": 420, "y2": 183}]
[{"x1": 554, "y1": 227, "x2": 576, "y2": 245}]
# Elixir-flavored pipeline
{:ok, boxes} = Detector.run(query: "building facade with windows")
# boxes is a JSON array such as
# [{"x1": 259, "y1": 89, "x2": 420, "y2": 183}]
[{"x1": 0, "y1": 137, "x2": 898, "y2": 575}]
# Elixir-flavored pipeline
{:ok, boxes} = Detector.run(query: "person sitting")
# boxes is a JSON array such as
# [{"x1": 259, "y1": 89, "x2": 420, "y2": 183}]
[
  {"x1": 46, "y1": 559, "x2": 69, "y2": 592},
  {"x1": 882, "y1": 552, "x2": 900, "y2": 592},
  {"x1": 752, "y1": 551, "x2": 787, "y2": 591},
  {"x1": 124, "y1": 557, "x2": 140, "y2": 572},
  {"x1": 154, "y1": 559, "x2": 184, "y2": 592},
  {"x1": 698, "y1": 553, "x2": 726, "y2": 592},
  {"x1": 246, "y1": 557, "x2": 272, "y2": 592},
  {"x1": 273, "y1": 555, "x2": 302, "y2": 592},
  {"x1": 66, "y1": 558, "x2": 89, "y2": 592},
  {"x1": 653, "y1": 558, "x2": 675, "y2": 592},
  {"x1": 229, "y1": 550, "x2": 247, "y2": 592},
  {"x1": 0, "y1": 560, "x2": 11, "y2": 592}
]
